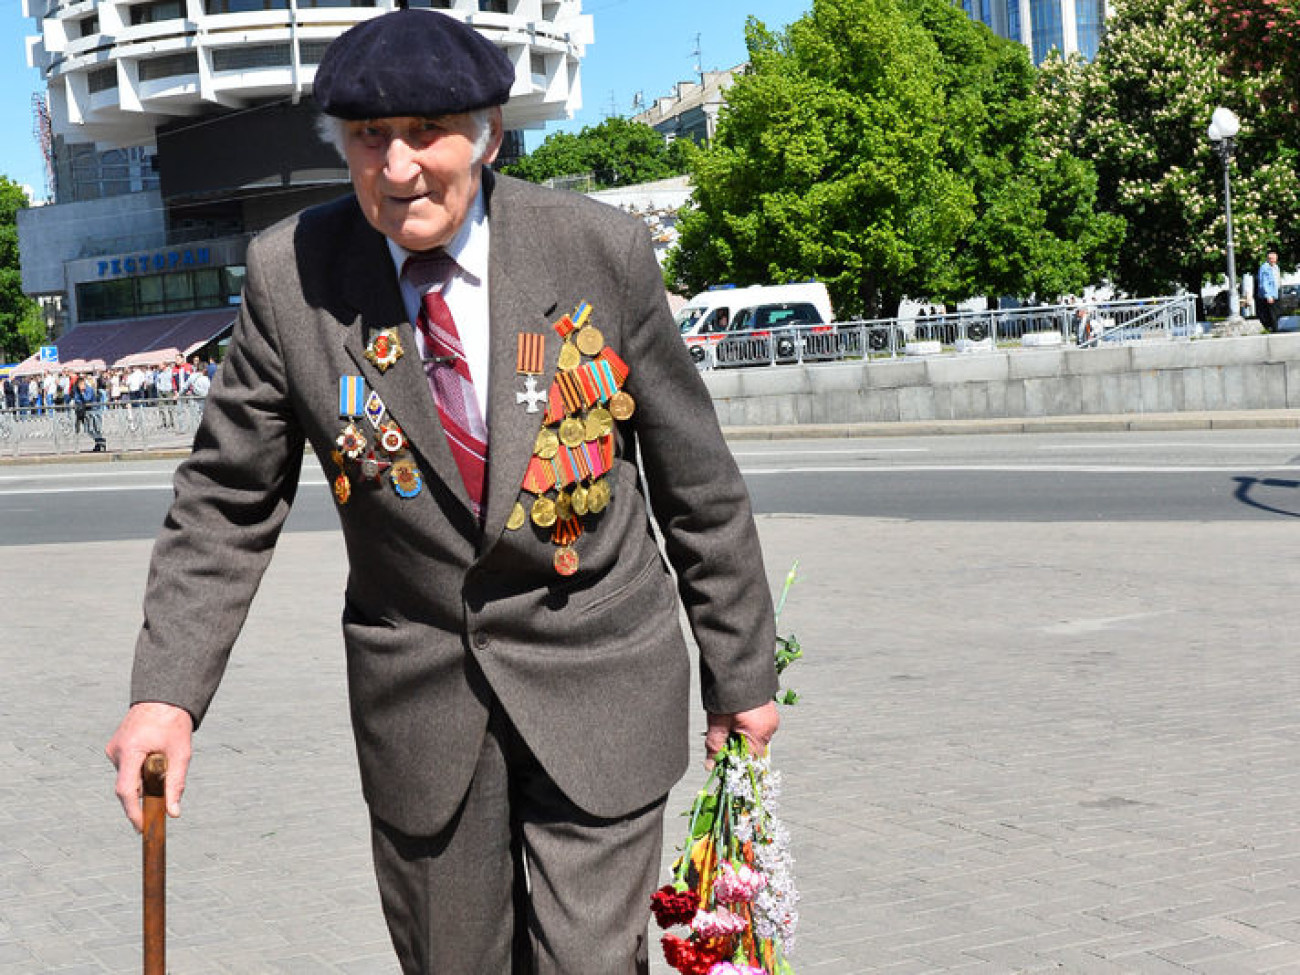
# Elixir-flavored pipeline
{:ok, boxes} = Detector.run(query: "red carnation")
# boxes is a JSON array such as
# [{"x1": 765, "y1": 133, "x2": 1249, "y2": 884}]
[
  {"x1": 650, "y1": 885, "x2": 701, "y2": 928},
  {"x1": 661, "y1": 934, "x2": 724, "y2": 975}
]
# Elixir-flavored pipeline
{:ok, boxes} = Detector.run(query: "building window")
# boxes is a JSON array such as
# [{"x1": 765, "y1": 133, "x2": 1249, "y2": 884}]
[
  {"x1": 406, "y1": 0, "x2": 453, "y2": 7},
  {"x1": 212, "y1": 43, "x2": 291, "y2": 71},
  {"x1": 78, "y1": 14, "x2": 100, "y2": 37},
  {"x1": 299, "y1": 40, "x2": 331, "y2": 64},
  {"x1": 479, "y1": 0, "x2": 510, "y2": 12},
  {"x1": 205, "y1": 0, "x2": 288, "y2": 12},
  {"x1": 130, "y1": 0, "x2": 185, "y2": 25},
  {"x1": 530, "y1": 52, "x2": 547, "y2": 86},
  {"x1": 1075, "y1": 0, "x2": 1105, "y2": 60},
  {"x1": 1005, "y1": 0, "x2": 1021, "y2": 43},
  {"x1": 1030, "y1": 0, "x2": 1064, "y2": 64},
  {"x1": 88, "y1": 66, "x2": 118, "y2": 93},
  {"x1": 138, "y1": 52, "x2": 200, "y2": 81},
  {"x1": 77, "y1": 266, "x2": 244, "y2": 323}
]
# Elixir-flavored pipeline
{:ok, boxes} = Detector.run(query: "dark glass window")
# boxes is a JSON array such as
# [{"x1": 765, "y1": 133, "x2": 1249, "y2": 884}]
[
  {"x1": 138, "y1": 53, "x2": 199, "y2": 81},
  {"x1": 130, "y1": 0, "x2": 184, "y2": 25},
  {"x1": 88, "y1": 66, "x2": 118, "y2": 93},
  {"x1": 1075, "y1": 0, "x2": 1104, "y2": 60},
  {"x1": 76, "y1": 266, "x2": 245, "y2": 322}
]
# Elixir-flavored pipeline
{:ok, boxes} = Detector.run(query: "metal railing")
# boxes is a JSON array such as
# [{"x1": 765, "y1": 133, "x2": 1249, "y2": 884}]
[
  {"x1": 690, "y1": 295, "x2": 1201, "y2": 370},
  {"x1": 0, "y1": 398, "x2": 206, "y2": 458}
]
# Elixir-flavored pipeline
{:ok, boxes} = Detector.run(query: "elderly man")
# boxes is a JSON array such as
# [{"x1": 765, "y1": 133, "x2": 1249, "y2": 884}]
[
  {"x1": 1257, "y1": 249, "x2": 1281, "y2": 332},
  {"x1": 106, "y1": 9, "x2": 778, "y2": 974}
]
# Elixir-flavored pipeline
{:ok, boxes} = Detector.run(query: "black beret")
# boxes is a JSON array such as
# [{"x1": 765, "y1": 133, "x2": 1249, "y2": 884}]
[{"x1": 314, "y1": 9, "x2": 515, "y2": 119}]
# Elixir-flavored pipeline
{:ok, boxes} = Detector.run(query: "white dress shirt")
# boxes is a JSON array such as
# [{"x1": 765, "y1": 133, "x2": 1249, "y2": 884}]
[{"x1": 388, "y1": 188, "x2": 492, "y2": 422}]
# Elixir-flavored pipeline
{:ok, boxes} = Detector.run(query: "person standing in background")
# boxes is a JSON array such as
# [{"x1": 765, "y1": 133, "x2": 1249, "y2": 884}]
[{"x1": 1256, "y1": 249, "x2": 1281, "y2": 332}]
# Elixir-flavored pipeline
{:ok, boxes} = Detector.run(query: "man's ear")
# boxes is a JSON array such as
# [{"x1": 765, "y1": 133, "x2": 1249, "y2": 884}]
[{"x1": 481, "y1": 106, "x2": 505, "y2": 166}]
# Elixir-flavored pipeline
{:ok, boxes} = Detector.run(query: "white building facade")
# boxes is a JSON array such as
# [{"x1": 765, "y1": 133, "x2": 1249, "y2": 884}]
[{"x1": 20, "y1": 0, "x2": 591, "y2": 345}]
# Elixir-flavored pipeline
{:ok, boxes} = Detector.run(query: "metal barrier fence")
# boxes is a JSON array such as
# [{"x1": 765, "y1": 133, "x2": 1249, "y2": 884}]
[
  {"x1": 0, "y1": 398, "x2": 205, "y2": 459},
  {"x1": 694, "y1": 295, "x2": 1201, "y2": 369}
]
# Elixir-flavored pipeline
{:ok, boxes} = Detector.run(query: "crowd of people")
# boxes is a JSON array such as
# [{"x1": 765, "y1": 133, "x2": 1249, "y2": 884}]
[{"x1": 0, "y1": 354, "x2": 217, "y2": 415}]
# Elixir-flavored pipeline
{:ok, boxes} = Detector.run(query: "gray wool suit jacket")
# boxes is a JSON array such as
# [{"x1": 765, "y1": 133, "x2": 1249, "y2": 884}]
[{"x1": 131, "y1": 172, "x2": 778, "y2": 836}]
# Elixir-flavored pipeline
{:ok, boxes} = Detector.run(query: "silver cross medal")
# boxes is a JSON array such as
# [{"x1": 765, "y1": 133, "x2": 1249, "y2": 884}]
[{"x1": 516, "y1": 376, "x2": 547, "y2": 413}]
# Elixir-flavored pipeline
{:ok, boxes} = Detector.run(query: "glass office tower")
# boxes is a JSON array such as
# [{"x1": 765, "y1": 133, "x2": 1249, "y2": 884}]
[{"x1": 963, "y1": 0, "x2": 1109, "y2": 65}]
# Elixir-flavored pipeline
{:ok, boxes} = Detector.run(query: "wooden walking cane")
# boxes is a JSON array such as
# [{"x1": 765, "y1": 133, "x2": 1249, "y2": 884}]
[{"x1": 141, "y1": 753, "x2": 167, "y2": 975}]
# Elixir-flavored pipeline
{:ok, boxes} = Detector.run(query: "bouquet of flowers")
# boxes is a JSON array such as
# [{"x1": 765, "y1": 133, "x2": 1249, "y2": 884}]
[{"x1": 651, "y1": 564, "x2": 803, "y2": 975}]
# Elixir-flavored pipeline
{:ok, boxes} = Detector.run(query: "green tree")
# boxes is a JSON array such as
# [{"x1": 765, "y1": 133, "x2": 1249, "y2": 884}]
[
  {"x1": 668, "y1": 0, "x2": 1119, "y2": 317},
  {"x1": 0, "y1": 178, "x2": 42, "y2": 361},
  {"x1": 504, "y1": 117, "x2": 692, "y2": 189},
  {"x1": 670, "y1": 0, "x2": 974, "y2": 319},
  {"x1": 908, "y1": 0, "x2": 1121, "y2": 304},
  {"x1": 1039, "y1": 0, "x2": 1300, "y2": 299},
  {"x1": 1206, "y1": 0, "x2": 1300, "y2": 116}
]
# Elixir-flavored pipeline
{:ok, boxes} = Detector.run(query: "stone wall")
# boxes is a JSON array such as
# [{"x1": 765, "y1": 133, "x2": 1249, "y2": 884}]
[{"x1": 702, "y1": 334, "x2": 1300, "y2": 426}]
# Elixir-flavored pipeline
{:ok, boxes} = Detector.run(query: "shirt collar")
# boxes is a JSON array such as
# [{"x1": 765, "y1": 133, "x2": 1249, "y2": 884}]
[{"x1": 386, "y1": 185, "x2": 489, "y2": 285}]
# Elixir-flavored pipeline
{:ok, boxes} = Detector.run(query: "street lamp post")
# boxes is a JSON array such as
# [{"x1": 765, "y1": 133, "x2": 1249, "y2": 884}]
[{"x1": 1207, "y1": 106, "x2": 1242, "y2": 322}]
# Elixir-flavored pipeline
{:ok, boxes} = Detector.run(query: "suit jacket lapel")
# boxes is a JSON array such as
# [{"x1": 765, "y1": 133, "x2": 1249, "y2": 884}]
[
  {"x1": 336, "y1": 216, "x2": 473, "y2": 515},
  {"x1": 481, "y1": 174, "x2": 560, "y2": 544}
]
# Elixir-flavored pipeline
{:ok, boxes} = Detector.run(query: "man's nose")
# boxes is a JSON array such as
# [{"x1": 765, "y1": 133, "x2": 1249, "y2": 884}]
[{"x1": 383, "y1": 138, "x2": 421, "y2": 181}]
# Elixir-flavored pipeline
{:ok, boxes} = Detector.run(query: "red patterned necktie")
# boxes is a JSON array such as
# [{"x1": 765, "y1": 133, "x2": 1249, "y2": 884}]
[{"x1": 403, "y1": 250, "x2": 488, "y2": 519}]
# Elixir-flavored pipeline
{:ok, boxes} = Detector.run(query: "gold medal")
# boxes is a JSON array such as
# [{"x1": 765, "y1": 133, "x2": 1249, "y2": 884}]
[
  {"x1": 531, "y1": 495, "x2": 558, "y2": 528},
  {"x1": 333, "y1": 473, "x2": 351, "y2": 505},
  {"x1": 559, "y1": 416, "x2": 586, "y2": 448},
  {"x1": 587, "y1": 478, "x2": 611, "y2": 513},
  {"x1": 557, "y1": 342, "x2": 581, "y2": 371},
  {"x1": 608, "y1": 391, "x2": 635, "y2": 421},
  {"x1": 555, "y1": 491, "x2": 574, "y2": 521},
  {"x1": 584, "y1": 407, "x2": 613, "y2": 440},
  {"x1": 506, "y1": 501, "x2": 527, "y2": 531},
  {"x1": 554, "y1": 545, "x2": 580, "y2": 577},
  {"x1": 571, "y1": 483, "x2": 589, "y2": 516},
  {"x1": 576, "y1": 325, "x2": 604, "y2": 357},
  {"x1": 534, "y1": 426, "x2": 560, "y2": 460}
]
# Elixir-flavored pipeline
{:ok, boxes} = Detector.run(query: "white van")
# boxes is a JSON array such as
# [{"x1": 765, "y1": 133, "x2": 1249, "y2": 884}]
[{"x1": 674, "y1": 283, "x2": 835, "y2": 365}]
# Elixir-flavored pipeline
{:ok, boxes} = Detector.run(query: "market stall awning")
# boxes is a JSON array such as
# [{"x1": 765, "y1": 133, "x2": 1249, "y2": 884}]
[{"x1": 7, "y1": 309, "x2": 236, "y2": 377}]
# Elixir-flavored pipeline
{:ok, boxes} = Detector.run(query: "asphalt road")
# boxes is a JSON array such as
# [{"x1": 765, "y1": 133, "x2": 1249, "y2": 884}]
[{"x1": 2, "y1": 428, "x2": 1300, "y2": 546}]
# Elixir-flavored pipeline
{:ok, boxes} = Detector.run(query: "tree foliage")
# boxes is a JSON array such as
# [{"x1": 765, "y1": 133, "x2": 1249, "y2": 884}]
[
  {"x1": 503, "y1": 117, "x2": 693, "y2": 189},
  {"x1": 1206, "y1": 0, "x2": 1300, "y2": 115},
  {"x1": 667, "y1": 0, "x2": 1118, "y2": 318},
  {"x1": 0, "y1": 178, "x2": 42, "y2": 361},
  {"x1": 1038, "y1": 0, "x2": 1300, "y2": 297}
]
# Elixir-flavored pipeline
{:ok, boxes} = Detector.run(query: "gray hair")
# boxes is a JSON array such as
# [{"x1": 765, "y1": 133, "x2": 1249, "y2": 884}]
[{"x1": 315, "y1": 109, "x2": 496, "y2": 163}]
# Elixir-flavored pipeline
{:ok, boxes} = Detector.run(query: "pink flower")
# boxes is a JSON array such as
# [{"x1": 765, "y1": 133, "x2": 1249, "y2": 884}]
[
  {"x1": 712, "y1": 863, "x2": 768, "y2": 904},
  {"x1": 690, "y1": 907, "x2": 749, "y2": 939},
  {"x1": 708, "y1": 964, "x2": 766, "y2": 975}
]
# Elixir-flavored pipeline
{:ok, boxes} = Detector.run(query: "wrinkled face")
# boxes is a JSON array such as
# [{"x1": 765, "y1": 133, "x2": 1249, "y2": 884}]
[{"x1": 344, "y1": 112, "x2": 501, "y2": 252}]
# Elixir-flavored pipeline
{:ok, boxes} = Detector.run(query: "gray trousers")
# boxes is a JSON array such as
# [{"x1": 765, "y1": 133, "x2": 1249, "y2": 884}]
[{"x1": 370, "y1": 704, "x2": 666, "y2": 974}]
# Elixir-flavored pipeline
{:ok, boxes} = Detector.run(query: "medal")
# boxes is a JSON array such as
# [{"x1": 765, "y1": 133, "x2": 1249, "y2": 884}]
[
  {"x1": 336, "y1": 422, "x2": 367, "y2": 459},
  {"x1": 516, "y1": 375, "x2": 547, "y2": 413},
  {"x1": 364, "y1": 390, "x2": 387, "y2": 429},
  {"x1": 378, "y1": 421, "x2": 406, "y2": 454},
  {"x1": 554, "y1": 546, "x2": 579, "y2": 576},
  {"x1": 333, "y1": 473, "x2": 351, "y2": 505},
  {"x1": 534, "y1": 427, "x2": 560, "y2": 460},
  {"x1": 608, "y1": 391, "x2": 636, "y2": 421},
  {"x1": 557, "y1": 342, "x2": 581, "y2": 371},
  {"x1": 506, "y1": 501, "x2": 527, "y2": 531},
  {"x1": 584, "y1": 407, "x2": 613, "y2": 440},
  {"x1": 587, "y1": 478, "x2": 611, "y2": 513},
  {"x1": 365, "y1": 328, "x2": 404, "y2": 372},
  {"x1": 558, "y1": 416, "x2": 586, "y2": 448},
  {"x1": 390, "y1": 458, "x2": 423, "y2": 498},
  {"x1": 571, "y1": 483, "x2": 589, "y2": 516},
  {"x1": 576, "y1": 325, "x2": 604, "y2": 357},
  {"x1": 531, "y1": 495, "x2": 558, "y2": 528},
  {"x1": 555, "y1": 491, "x2": 573, "y2": 522},
  {"x1": 360, "y1": 450, "x2": 391, "y2": 481}
]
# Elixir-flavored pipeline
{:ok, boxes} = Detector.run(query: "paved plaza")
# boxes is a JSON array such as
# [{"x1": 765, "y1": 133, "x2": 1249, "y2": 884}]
[{"x1": 4, "y1": 513, "x2": 1300, "y2": 972}]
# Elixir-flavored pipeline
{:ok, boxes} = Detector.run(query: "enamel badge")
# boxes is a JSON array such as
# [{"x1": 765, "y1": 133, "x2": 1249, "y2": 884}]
[{"x1": 365, "y1": 328, "x2": 404, "y2": 372}]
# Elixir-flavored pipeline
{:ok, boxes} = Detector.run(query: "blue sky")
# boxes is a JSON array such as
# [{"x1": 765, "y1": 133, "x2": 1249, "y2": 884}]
[{"x1": 0, "y1": 0, "x2": 812, "y2": 197}]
